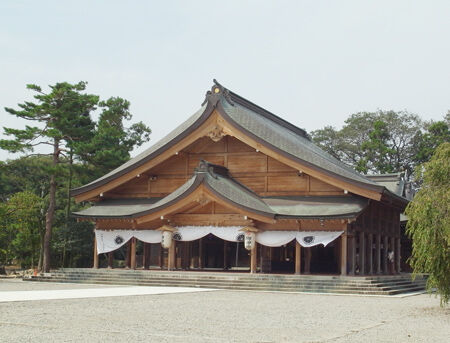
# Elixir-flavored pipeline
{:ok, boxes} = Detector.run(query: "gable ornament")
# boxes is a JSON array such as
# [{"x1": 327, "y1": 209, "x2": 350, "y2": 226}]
[{"x1": 207, "y1": 125, "x2": 226, "y2": 142}]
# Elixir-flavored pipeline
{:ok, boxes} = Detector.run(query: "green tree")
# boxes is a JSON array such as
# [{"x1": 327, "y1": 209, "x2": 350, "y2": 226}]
[
  {"x1": 413, "y1": 120, "x2": 450, "y2": 165},
  {"x1": 1, "y1": 82, "x2": 98, "y2": 272},
  {"x1": 358, "y1": 120, "x2": 395, "y2": 173},
  {"x1": 405, "y1": 142, "x2": 450, "y2": 305},
  {"x1": 74, "y1": 96, "x2": 151, "y2": 180},
  {"x1": 311, "y1": 110, "x2": 423, "y2": 174},
  {"x1": 6, "y1": 191, "x2": 44, "y2": 268},
  {"x1": 1, "y1": 82, "x2": 152, "y2": 271}
]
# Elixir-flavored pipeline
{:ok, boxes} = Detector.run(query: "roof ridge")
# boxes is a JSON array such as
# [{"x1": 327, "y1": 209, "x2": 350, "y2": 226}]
[{"x1": 212, "y1": 79, "x2": 310, "y2": 140}]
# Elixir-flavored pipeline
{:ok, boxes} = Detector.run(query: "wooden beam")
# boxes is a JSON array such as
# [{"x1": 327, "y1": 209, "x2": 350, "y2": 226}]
[
  {"x1": 295, "y1": 241, "x2": 301, "y2": 275},
  {"x1": 250, "y1": 242, "x2": 257, "y2": 273},
  {"x1": 304, "y1": 248, "x2": 311, "y2": 274},
  {"x1": 367, "y1": 233, "x2": 373, "y2": 275},
  {"x1": 107, "y1": 252, "x2": 113, "y2": 269},
  {"x1": 168, "y1": 241, "x2": 176, "y2": 270},
  {"x1": 93, "y1": 236, "x2": 99, "y2": 269},
  {"x1": 383, "y1": 235, "x2": 389, "y2": 274},
  {"x1": 340, "y1": 233, "x2": 347, "y2": 275},
  {"x1": 376, "y1": 234, "x2": 381, "y2": 274},
  {"x1": 130, "y1": 237, "x2": 136, "y2": 270},
  {"x1": 359, "y1": 232, "x2": 365, "y2": 275}
]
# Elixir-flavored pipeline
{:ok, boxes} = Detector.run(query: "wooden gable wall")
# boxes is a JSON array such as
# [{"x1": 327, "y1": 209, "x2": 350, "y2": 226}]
[{"x1": 105, "y1": 136, "x2": 344, "y2": 198}]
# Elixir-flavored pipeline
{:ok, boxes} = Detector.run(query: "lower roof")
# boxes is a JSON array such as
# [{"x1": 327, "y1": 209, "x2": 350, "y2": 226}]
[{"x1": 73, "y1": 161, "x2": 368, "y2": 221}]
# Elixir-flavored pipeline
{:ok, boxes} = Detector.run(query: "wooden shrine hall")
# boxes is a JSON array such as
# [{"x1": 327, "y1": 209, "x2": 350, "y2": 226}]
[{"x1": 71, "y1": 80, "x2": 408, "y2": 276}]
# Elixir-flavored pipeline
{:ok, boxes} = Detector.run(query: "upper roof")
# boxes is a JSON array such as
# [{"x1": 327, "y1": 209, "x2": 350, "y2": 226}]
[
  {"x1": 71, "y1": 80, "x2": 394, "y2": 199},
  {"x1": 74, "y1": 161, "x2": 367, "y2": 220}
]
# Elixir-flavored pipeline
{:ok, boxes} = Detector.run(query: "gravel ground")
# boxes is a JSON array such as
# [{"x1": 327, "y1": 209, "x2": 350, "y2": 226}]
[{"x1": 0, "y1": 280, "x2": 448, "y2": 342}]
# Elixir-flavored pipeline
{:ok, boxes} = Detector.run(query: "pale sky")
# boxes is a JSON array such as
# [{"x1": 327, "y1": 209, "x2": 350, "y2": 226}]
[{"x1": 1, "y1": 1, "x2": 449, "y2": 161}]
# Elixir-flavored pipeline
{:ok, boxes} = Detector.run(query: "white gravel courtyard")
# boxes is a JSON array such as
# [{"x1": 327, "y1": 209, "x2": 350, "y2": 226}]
[{"x1": 0, "y1": 279, "x2": 448, "y2": 342}]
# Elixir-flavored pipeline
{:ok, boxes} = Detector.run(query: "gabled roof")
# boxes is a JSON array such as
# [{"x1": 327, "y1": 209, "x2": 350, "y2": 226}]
[
  {"x1": 71, "y1": 80, "x2": 397, "y2": 200},
  {"x1": 74, "y1": 161, "x2": 275, "y2": 220},
  {"x1": 74, "y1": 161, "x2": 367, "y2": 220}
]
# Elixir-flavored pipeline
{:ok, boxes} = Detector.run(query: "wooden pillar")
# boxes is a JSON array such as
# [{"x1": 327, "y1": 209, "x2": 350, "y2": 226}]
[
  {"x1": 395, "y1": 237, "x2": 401, "y2": 274},
  {"x1": 359, "y1": 232, "x2": 365, "y2": 275},
  {"x1": 295, "y1": 241, "x2": 302, "y2": 275},
  {"x1": 250, "y1": 242, "x2": 257, "y2": 273},
  {"x1": 376, "y1": 234, "x2": 381, "y2": 274},
  {"x1": 304, "y1": 248, "x2": 311, "y2": 274},
  {"x1": 159, "y1": 245, "x2": 163, "y2": 269},
  {"x1": 223, "y1": 241, "x2": 228, "y2": 270},
  {"x1": 93, "y1": 236, "x2": 99, "y2": 269},
  {"x1": 340, "y1": 233, "x2": 347, "y2": 275},
  {"x1": 107, "y1": 252, "x2": 113, "y2": 269},
  {"x1": 349, "y1": 234, "x2": 356, "y2": 275},
  {"x1": 198, "y1": 238, "x2": 203, "y2": 269},
  {"x1": 168, "y1": 241, "x2": 176, "y2": 270},
  {"x1": 367, "y1": 233, "x2": 373, "y2": 275},
  {"x1": 143, "y1": 243, "x2": 150, "y2": 270},
  {"x1": 383, "y1": 236, "x2": 389, "y2": 274},
  {"x1": 183, "y1": 242, "x2": 190, "y2": 270},
  {"x1": 125, "y1": 241, "x2": 131, "y2": 268},
  {"x1": 130, "y1": 238, "x2": 136, "y2": 270}
]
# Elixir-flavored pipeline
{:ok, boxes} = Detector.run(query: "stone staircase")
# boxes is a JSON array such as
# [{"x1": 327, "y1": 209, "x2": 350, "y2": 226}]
[{"x1": 25, "y1": 268, "x2": 427, "y2": 296}]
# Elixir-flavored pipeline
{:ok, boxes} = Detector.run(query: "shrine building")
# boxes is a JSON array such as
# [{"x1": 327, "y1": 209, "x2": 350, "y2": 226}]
[{"x1": 71, "y1": 80, "x2": 408, "y2": 275}]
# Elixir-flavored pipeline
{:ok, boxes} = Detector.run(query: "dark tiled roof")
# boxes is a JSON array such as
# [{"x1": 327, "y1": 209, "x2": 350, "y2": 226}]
[
  {"x1": 72, "y1": 80, "x2": 385, "y2": 197},
  {"x1": 73, "y1": 161, "x2": 275, "y2": 219},
  {"x1": 366, "y1": 173, "x2": 405, "y2": 196},
  {"x1": 263, "y1": 196, "x2": 367, "y2": 218}
]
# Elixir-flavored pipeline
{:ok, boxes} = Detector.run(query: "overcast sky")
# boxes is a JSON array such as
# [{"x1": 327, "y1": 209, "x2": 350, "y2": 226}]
[{"x1": 1, "y1": 1, "x2": 449, "y2": 161}]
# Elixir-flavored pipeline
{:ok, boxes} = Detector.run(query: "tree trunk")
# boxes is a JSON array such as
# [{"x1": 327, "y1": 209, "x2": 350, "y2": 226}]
[
  {"x1": 62, "y1": 150, "x2": 73, "y2": 268},
  {"x1": 43, "y1": 139, "x2": 59, "y2": 273},
  {"x1": 38, "y1": 230, "x2": 45, "y2": 271}
]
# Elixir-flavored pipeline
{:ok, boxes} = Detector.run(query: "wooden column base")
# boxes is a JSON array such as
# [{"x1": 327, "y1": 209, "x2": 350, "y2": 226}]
[{"x1": 295, "y1": 241, "x2": 301, "y2": 275}]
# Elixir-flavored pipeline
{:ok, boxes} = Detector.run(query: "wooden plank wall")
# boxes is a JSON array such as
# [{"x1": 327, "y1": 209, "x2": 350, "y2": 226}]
[
  {"x1": 105, "y1": 136, "x2": 343, "y2": 198},
  {"x1": 353, "y1": 201, "x2": 401, "y2": 237}
]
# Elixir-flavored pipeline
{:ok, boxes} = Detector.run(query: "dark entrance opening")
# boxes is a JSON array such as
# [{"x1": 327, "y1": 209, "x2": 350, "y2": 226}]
[
  {"x1": 309, "y1": 241, "x2": 339, "y2": 274},
  {"x1": 270, "y1": 241, "x2": 295, "y2": 273}
]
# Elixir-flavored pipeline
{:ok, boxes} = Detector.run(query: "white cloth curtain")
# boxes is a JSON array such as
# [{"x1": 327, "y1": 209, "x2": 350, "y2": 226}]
[
  {"x1": 95, "y1": 228, "x2": 344, "y2": 254},
  {"x1": 95, "y1": 230, "x2": 134, "y2": 254},
  {"x1": 211, "y1": 226, "x2": 244, "y2": 242},
  {"x1": 296, "y1": 231, "x2": 343, "y2": 247},
  {"x1": 173, "y1": 226, "x2": 212, "y2": 241},
  {"x1": 256, "y1": 231, "x2": 297, "y2": 247},
  {"x1": 173, "y1": 226, "x2": 244, "y2": 242},
  {"x1": 134, "y1": 230, "x2": 163, "y2": 244}
]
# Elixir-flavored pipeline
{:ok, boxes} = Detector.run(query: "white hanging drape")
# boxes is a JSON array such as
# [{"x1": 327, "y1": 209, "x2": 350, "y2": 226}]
[
  {"x1": 210, "y1": 226, "x2": 244, "y2": 242},
  {"x1": 172, "y1": 226, "x2": 244, "y2": 242},
  {"x1": 296, "y1": 231, "x2": 343, "y2": 248},
  {"x1": 94, "y1": 228, "x2": 343, "y2": 254},
  {"x1": 172, "y1": 226, "x2": 211, "y2": 241},
  {"x1": 134, "y1": 230, "x2": 163, "y2": 244},
  {"x1": 95, "y1": 230, "x2": 135, "y2": 254},
  {"x1": 256, "y1": 231, "x2": 297, "y2": 247}
]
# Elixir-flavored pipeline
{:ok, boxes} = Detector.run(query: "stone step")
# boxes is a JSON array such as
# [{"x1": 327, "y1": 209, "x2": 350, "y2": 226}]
[
  {"x1": 51, "y1": 270, "x2": 422, "y2": 282},
  {"x1": 27, "y1": 277, "x2": 425, "y2": 296},
  {"x1": 48, "y1": 272, "x2": 426, "y2": 289},
  {"x1": 35, "y1": 276, "x2": 399, "y2": 291},
  {"x1": 27, "y1": 275, "x2": 425, "y2": 295},
  {"x1": 45, "y1": 274, "x2": 425, "y2": 290},
  {"x1": 27, "y1": 269, "x2": 426, "y2": 296}
]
